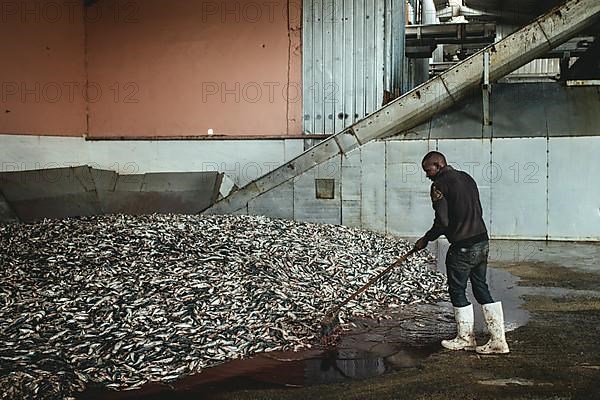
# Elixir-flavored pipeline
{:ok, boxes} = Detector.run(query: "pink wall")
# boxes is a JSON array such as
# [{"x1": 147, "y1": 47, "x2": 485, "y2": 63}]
[
  {"x1": 0, "y1": 0, "x2": 302, "y2": 138},
  {"x1": 0, "y1": 0, "x2": 87, "y2": 136}
]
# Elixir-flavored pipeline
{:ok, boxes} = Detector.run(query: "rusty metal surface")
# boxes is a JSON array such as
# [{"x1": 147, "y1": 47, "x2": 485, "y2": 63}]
[
  {"x1": 315, "y1": 179, "x2": 336, "y2": 200},
  {"x1": 0, "y1": 167, "x2": 221, "y2": 222}
]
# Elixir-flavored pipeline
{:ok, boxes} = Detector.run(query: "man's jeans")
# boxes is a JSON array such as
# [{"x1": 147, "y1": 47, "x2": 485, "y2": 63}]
[{"x1": 445, "y1": 240, "x2": 494, "y2": 307}]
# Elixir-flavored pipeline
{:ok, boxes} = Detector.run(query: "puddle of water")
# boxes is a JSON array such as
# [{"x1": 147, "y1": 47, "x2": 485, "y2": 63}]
[
  {"x1": 79, "y1": 343, "x2": 439, "y2": 400},
  {"x1": 304, "y1": 344, "x2": 438, "y2": 385}
]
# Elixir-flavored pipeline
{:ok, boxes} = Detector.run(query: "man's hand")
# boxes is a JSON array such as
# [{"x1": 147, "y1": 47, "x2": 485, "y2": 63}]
[{"x1": 414, "y1": 236, "x2": 429, "y2": 251}]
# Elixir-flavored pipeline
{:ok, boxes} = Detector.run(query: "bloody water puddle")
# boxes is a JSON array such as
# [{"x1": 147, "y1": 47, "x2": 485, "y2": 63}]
[{"x1": 79, "y1": 342, "x2": 439, "y2": 400}]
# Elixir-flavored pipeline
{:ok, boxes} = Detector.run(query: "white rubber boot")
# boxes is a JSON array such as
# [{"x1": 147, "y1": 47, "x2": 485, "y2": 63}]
[
  {"x1": 441, "y1": 304, "x2": 476, "y2": 351},
  {"x1": 476, "y1": 301, "x2": 510, "y2": 354}
]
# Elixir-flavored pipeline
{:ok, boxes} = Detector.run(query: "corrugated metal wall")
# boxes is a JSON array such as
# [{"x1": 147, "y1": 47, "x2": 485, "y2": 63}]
[
  {"x1": 302, "y1": 0, "x2": 405, "y2": 135},
  {"x1": 385, "y1": 0, "x2": 407, "y2": 96}
]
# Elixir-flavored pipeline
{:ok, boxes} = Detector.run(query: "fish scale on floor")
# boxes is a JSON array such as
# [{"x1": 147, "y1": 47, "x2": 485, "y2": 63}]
[{"x1": 0, "y1": 214, "x2": 448, "y2": 399}]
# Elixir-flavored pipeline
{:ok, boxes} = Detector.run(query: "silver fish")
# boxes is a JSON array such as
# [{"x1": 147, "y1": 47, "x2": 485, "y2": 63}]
[{"x1": 0, "y1": 214, "x2": 447, "y2": 398}]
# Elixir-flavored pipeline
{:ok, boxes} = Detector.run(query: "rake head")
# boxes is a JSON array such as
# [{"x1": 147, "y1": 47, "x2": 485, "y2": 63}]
[{"x1": 320, "y1": 311, "x2": 340, "y2": 338}]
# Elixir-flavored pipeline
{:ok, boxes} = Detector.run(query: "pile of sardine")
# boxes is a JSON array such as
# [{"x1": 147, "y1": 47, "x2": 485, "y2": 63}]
[{"x1": 0, "y1": 214, "x2": 447, "y2": 399}]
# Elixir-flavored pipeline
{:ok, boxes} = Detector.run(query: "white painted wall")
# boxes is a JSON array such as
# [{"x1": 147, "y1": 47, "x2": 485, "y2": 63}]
[{"x1": 0, "y1": 134, "x2": 305, "y2": 188}]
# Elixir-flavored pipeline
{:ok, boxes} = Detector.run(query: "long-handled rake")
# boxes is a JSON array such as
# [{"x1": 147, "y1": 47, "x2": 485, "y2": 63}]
[{"x1": 320, "y1": 248, "x2": 418, "y2": 339}]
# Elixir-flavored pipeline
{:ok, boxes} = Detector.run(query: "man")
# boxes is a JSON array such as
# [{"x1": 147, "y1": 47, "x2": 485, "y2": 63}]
[{"x1": 414, "y1": 151, "x2": 509, "y2": 354}]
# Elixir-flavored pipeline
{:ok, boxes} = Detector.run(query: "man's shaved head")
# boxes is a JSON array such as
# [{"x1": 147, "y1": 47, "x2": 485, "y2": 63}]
[
  {"x1": 422, "y1": 151, "x2": 447, "y2": 167},
  {"x1": 421, "y1": 151, "x2": 447, "y2": 181}
]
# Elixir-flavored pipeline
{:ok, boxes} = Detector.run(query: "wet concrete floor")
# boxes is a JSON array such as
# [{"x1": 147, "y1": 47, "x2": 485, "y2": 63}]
[{"x1": 83, "y1": 240, "x2": 600, "y2": 400}]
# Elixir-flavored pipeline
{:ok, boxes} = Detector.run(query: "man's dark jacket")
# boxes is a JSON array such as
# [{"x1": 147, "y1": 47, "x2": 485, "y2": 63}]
[{"x1": 425, "y1": 165, "x2": 488, "y2": 247}]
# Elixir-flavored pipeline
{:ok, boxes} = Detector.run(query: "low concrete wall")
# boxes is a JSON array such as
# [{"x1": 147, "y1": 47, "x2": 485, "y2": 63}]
[
  {"x1": 0, "y1": 135, "x2": 305, "y2": 188},
  {"x1": 2, "y1": 133, "x2": 599, "y2": 240},
  {"x1": 0, "y1": 167, "x2": 222, "y2": 222}
]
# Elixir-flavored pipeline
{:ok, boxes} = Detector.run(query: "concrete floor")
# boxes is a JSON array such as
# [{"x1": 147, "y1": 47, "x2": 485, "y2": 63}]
[{"x1": 85, "y1": 240, "x2": 600, "y2": 400}]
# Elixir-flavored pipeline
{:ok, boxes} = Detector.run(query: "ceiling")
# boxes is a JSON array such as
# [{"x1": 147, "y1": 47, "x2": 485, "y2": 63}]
[{"x1": 464, "y1": 0, "x2": 561, "y2": 14}]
